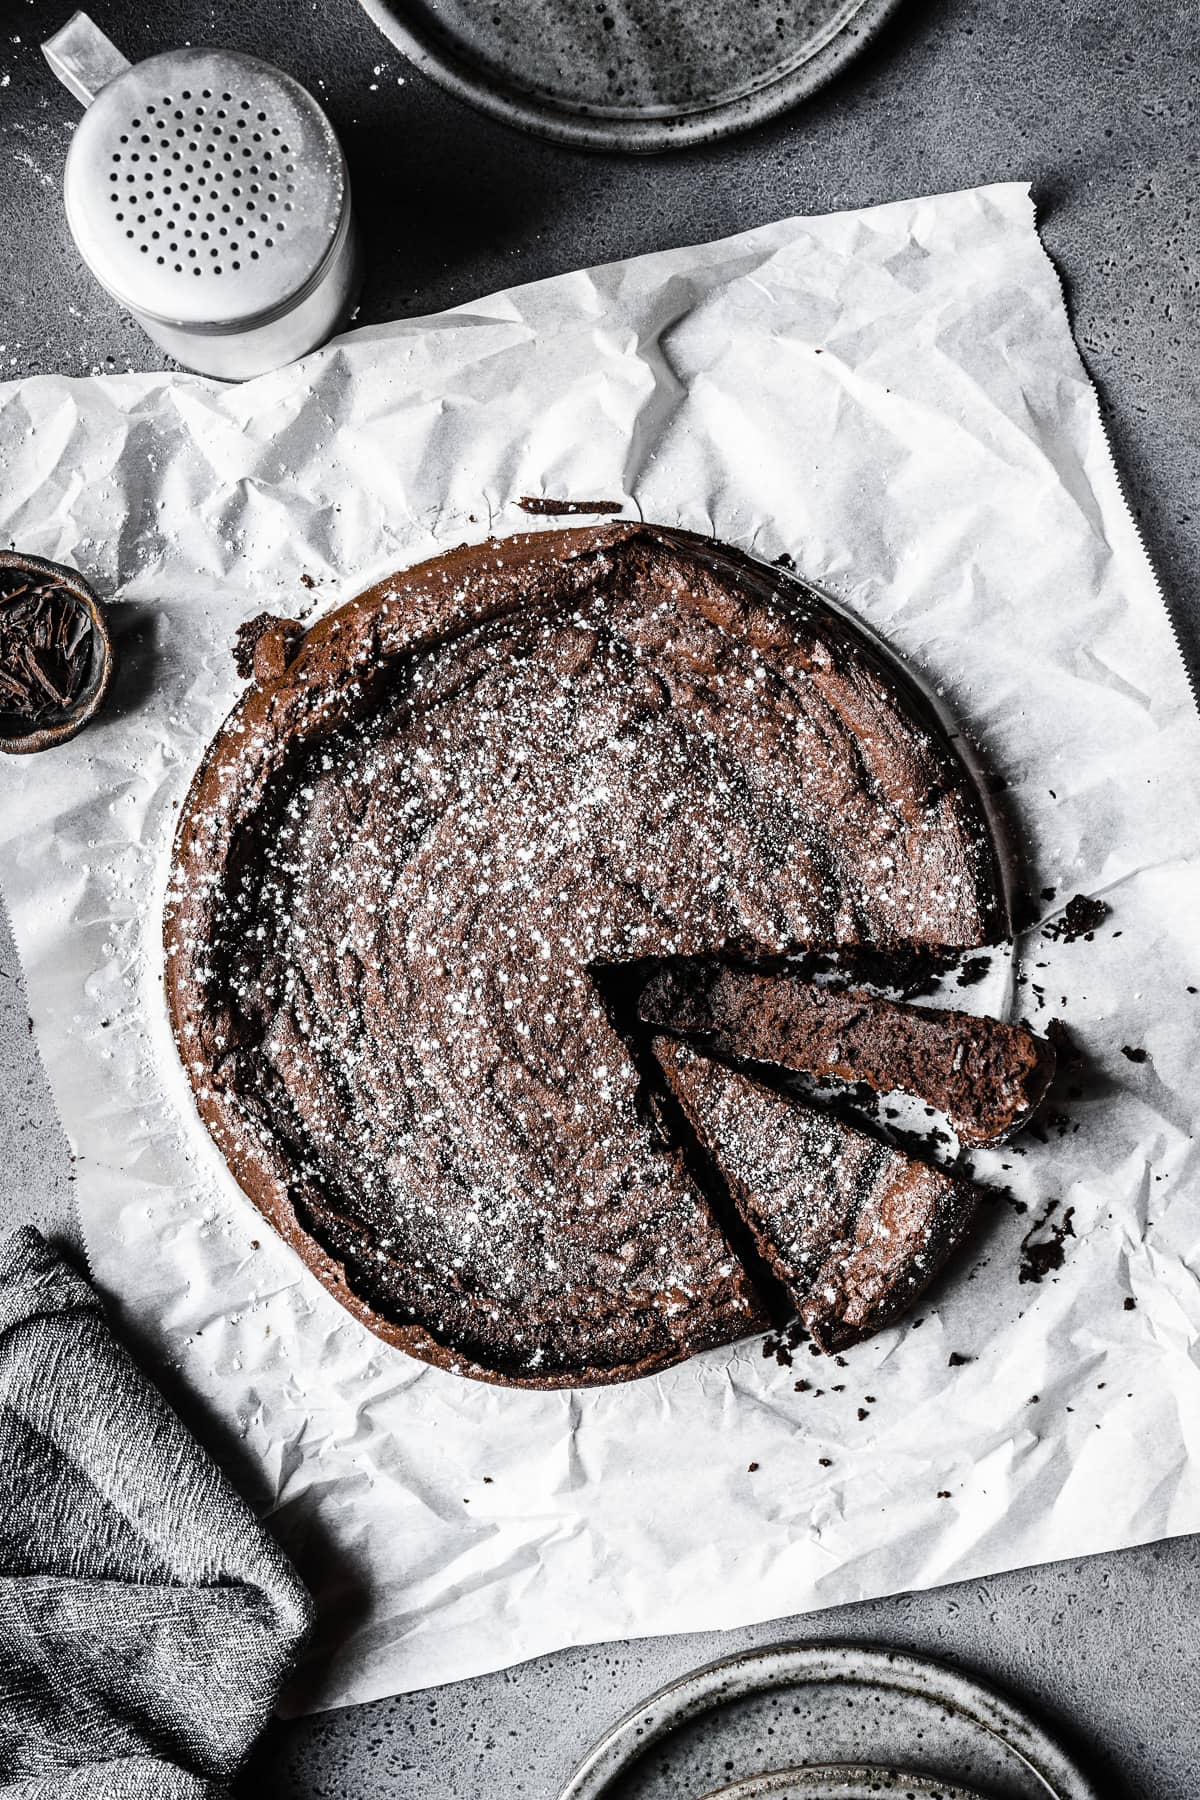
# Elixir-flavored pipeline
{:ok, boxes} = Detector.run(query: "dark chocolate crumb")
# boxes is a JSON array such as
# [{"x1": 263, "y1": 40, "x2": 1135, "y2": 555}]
[
  {"x1": 947, "y1": 1351, "x2": 973, "y2": 1367},
  {"x1": 1043, "y1": 892, "x2": 1109, "y2": 944},
  {"x1": 747, "y1": 1461, "x2": 759, "y2": 1473},
  {"x1": 483, "y1": 1476, "x2": 493, "y2": 1484},
  {"x1": 1120, "y1": 1045, "x2": 1147, "y2": 1063},
  {"x1": 937, "y1": 1490, "x2": 951, "y2": 1499},
  {"x1": 818, "y1": 1457, "x2": 833, "y2": 1467},
  {"x1": 956, "y1": 955, "x2": 991, "y2": 988},
  {"x1": 1124, "y1": 1297, "x2": 1137, "y2": 1312},
  {"x1": 1041, "y1": 886, "x2": 1057, "y2": 901},
  {"x1": 794, "y1": 1378, "x2": 811, "y2": 1393},
  {"x1": 761, "y1": 1320, "x2": 801, "y2": 1367},
  {"x1": 1018, "y1": 1199, "x2": 1075, "y2": 1284},
  {"x1": 856, "y1": 1407, "x2": 870, "y2": 1421},
  {"x1": 299, "y1": 572, "x2": 316, "y2": 590}
]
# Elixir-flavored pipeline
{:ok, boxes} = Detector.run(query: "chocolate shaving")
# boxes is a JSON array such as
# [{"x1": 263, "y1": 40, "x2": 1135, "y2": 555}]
[
  {"x1": 516, "y1": 496, "x2": 624, "y2": 516},
  {"x1": 0, "y1": 572, "x2": 93, "y2": 724}
]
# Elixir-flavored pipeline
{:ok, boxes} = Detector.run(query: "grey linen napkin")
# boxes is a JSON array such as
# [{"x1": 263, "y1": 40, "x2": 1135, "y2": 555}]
[{"x1": 0, "y1": 1226, "x2": 314, "y2": 1799}]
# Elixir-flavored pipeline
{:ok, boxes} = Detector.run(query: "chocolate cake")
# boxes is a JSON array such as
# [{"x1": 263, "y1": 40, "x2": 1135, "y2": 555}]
[
  {"x1": 638, "y1": 964, "x2": 1053, "y2": 1145},
  {"x1": 165, "y1": 522, "x2": 1004, "y2": 1387},
  {"x1": 655, "y1": 1038, "x2": 981, "y2": 1353}
]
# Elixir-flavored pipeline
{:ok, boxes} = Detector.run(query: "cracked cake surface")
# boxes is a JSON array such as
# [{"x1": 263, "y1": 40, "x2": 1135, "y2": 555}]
[{"x1": 165, "y1": 522, "x2": 1003, "y2": 1386}]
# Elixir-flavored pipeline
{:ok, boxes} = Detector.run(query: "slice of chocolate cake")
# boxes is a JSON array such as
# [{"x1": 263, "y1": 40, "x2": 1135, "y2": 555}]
[
  {"x1": 640, "y1": 964, "x2": 1052, "y2": 1146},
  {"x1": 655, "y1": 1038, "x2": 981, "y2": 1353}
]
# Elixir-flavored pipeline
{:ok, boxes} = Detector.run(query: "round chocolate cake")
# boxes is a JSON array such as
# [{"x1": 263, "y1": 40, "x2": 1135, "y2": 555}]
[{"x1": 165, "y1": 523, "x2": 1004, "y2": 1386}]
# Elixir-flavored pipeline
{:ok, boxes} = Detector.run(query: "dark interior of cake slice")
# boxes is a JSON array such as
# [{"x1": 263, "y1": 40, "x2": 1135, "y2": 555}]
[
  {"x1": 637, "y1": 954, "x2": 1054, "y2": 1149},
  {"x1": 593, "y1": 951, "x2": 1010, "y2": 1354}
]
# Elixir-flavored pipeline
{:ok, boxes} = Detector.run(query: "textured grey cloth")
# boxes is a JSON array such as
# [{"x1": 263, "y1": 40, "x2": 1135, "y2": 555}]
[{"x1": 0, "y1": 1227, "x2": 314, "y2": 1798}]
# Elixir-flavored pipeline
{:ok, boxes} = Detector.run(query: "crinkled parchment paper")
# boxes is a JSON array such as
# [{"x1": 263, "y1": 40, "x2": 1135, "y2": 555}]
[{"x1": 1, "y1": 183, "x2": 1198, "y2": 1712}]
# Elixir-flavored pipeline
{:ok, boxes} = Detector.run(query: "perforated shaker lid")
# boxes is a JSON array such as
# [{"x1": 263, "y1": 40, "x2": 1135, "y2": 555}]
[{"x1": 64, "y1": 47, "x2": 347, "y2": 330}]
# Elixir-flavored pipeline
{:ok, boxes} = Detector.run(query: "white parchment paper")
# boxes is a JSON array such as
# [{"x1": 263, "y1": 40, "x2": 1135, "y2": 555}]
[{"x1": 2, "y1": 183, "x2": 1199, "y2": 1714}]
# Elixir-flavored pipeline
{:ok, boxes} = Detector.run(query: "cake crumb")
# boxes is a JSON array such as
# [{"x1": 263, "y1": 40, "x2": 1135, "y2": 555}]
[
  {"x1": 1019, "y1": 1200, "x2": 1075, "y2": 1284},
  {"x1": 1043, "y1": 892, "x2": 1109, "y2": 943}
]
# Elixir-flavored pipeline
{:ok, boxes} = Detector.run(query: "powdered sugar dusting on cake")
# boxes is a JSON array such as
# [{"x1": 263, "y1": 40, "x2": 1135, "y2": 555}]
[
  {"x1": 164, "y1": 524, "x2": 1000, "y2": 1386},
  {"x1": 656, "y1": 1037, "x2": 982, "y2": 1355}
]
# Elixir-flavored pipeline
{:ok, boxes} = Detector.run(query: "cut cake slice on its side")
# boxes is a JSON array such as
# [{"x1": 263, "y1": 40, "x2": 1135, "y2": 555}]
[{"x1": 640, "y1": 962, "x2": 1053, "y2": 1147}]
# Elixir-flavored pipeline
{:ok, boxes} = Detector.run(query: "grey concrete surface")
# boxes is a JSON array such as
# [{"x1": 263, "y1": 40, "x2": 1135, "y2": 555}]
[{"x1": 1, "y1": 0, "x2": 1199, "y2": 1793}]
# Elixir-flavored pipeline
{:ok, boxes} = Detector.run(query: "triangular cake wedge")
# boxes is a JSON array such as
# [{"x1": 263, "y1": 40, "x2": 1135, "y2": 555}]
[
  {"x1": 640, "y1": 963, "x2": 1053, "y2": 1147},
  {"x1": 654, "y1": 1037, "x2": 981, "y2": 1353}
]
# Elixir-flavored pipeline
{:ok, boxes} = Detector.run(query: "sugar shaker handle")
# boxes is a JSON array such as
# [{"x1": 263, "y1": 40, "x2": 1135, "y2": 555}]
[{"x1": 42, "y1": 10, "x2": 131, "y2": 109}]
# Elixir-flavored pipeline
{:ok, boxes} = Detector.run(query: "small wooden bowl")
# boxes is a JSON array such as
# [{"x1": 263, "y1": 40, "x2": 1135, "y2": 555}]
[{"x1": 0, "y1": 551, "x2": 115, "y2": 755}]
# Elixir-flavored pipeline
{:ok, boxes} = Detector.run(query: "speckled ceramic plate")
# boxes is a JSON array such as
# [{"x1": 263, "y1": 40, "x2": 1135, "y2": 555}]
[
  {"x1": 701, "y1": 1772, "x2": 989, "y2": 1799},
  {"x1": 356, "y1": 0, "x2": 905, "y2": 151},
  {"x1": 557, "y1": 1643, "x2": 1104, "y2": 1799}
]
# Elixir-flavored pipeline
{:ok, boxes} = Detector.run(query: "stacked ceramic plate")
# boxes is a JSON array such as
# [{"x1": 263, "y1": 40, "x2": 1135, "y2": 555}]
[
  {"x1": 706, "y1": 1777, "x2": 992, "y2": 1799},
  {"x1": 559, "y1": 1644, "x2": 1103, "y2": 1800},
  {"x1": 357, "y1": 0, "x2": 906, "y2": 149}
]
